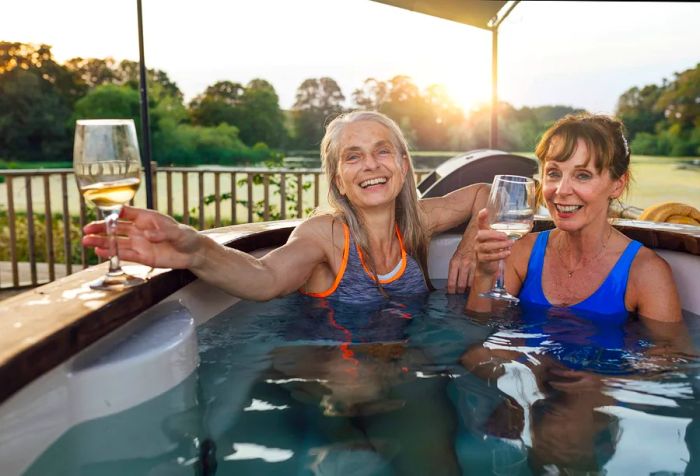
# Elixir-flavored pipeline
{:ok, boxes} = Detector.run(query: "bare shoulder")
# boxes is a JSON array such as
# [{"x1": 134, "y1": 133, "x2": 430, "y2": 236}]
[
  {"x1": 289, "y1": 214, "x2": 346, "y2": 250},
  {"x1": 628, "y1": 244, "x2": 682, "y2": 322},
  {"x1": 630, "y1": 245, "x2": 672, "y2": 277},
  {"x1": 510, "y1": 231, "x2": 539, "y2": 276}
]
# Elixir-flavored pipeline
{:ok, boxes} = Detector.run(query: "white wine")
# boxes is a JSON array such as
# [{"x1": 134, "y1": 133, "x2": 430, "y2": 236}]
[
  {"x1": 80, "y1": 177, "x2": 141, "y2": 210},
  {"x1": 490, "y1": 222, "x2": 532, "y2": 240}
]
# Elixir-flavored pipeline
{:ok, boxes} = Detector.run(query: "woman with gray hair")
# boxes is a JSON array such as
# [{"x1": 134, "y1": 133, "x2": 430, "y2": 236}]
[{"x1": 83, "y1": 110, "x2": 488, "y2": 301}]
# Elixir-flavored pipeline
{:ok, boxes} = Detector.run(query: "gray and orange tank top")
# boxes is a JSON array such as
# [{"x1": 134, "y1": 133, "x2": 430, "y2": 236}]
[{"x1": 301, "y1": 223, "x2": 428, "y2": 301}]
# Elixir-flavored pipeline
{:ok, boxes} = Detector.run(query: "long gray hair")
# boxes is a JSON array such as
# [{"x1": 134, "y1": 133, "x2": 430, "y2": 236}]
[{"x1": 319, "y1": 110, "x2": 432, "y2": 289}]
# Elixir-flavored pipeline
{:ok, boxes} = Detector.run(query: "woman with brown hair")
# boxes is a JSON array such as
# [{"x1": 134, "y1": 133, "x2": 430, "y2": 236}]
[{"x1": 467, "y1": 113, "x2": 681, "y2": 322}]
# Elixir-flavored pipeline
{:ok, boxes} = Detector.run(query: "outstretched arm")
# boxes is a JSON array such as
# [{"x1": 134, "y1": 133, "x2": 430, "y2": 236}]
[
  {"x1": 83, "y1": 207, "x2": 329, "y2": 300},
  {"x1": 419, "y1": 183, "x2": 490, "y2": 293}
]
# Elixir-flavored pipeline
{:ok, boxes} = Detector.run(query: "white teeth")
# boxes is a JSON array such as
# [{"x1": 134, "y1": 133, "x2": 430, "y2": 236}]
[
  {"x1": 360, "y1": 177, "x2": 387, "y2": 188},
  {"x1": 556, "y1": 204, "x2": 582, "y2": 213}
]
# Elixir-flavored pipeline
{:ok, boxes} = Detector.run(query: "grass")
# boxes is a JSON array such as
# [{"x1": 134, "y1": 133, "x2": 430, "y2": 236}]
[{"x1": 1, "y1": 155, "x2": 698, "y2": 217}]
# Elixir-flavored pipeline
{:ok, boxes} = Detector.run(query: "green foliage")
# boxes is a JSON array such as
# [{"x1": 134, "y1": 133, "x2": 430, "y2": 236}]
[
  {"x1": 73, "y1": 83, "x2": 141, "y2": 121},
  {"x1": 0, "y1": 210, "x2": 97, "y2": 265},
  {"x1": 616, "y1": 63, "x2": 700, "y2": 157},
  {"x1": 291, "y1": 77, "x2": 346, "y2": 149},
  {"x1": 0, "y1": 42, "x2": 76, "y2": 162}
]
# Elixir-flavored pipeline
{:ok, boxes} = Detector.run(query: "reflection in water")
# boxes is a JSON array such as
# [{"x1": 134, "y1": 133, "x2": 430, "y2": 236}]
[{"x1": 22, "y1": 289, "x2": 700, "y2": 475}]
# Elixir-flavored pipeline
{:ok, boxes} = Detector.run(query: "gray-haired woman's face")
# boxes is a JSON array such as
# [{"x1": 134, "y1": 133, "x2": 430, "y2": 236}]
[{"x1": 334, "y1": 120, "x2": 408, "y2": 210}]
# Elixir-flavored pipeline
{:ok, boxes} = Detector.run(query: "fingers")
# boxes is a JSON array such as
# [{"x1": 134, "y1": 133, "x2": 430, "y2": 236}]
[
  {"x1": 477, "y1": 208, "x2": 490, "y2": 230},
  {"x1": 447, "y1": 257, "x2": 474, "y2": 294},
  {"x1": 476, "y1": 237, "x2": 513, "y2": 262}
]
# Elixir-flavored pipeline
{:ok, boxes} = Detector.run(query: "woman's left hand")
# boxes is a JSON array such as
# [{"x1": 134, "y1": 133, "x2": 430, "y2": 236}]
[{"x1": 447, "y1": 241, "x2": 475, "y2": 293}]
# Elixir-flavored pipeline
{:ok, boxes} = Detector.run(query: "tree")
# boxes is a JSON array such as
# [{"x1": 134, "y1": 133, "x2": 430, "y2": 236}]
[
  {"x1": 238, "y1": 79, "x2": 287, "y2": 148},
  {"x1": 189, "y1": 80, "x2": 245, "y2": 127},
  {"x1": 615, "y1": 84, "x2": 665, "y2": 141},
  {"x1": 292, "y1": 77, "x2": 345, "y2": 149},
  {"x1": 352, "y1": 78, "x2": 389, "y2": 110},
  {"x1": 654, "y1": 64, "x2": 700, "y2": 131},
  {"x1": 0, "y1": 42, "x2": 76, "y2": 162}
]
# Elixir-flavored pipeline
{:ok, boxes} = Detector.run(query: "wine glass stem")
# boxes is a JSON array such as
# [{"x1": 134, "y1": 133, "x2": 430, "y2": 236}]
[
  {"x1": 494, "y1": 258, "x2": 506, "y2": 291},
  {"x1": 105, "y1": 209, "x2": 123, "y2": 275}
]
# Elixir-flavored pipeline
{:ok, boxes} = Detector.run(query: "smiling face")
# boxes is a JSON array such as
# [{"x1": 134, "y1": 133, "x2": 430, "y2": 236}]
[
  {"x1": 334, "y1": 120, "x2": 408, "y2": 211},
  {"x1": 542, "y1": 137, "x2": 627, "y2": 232}
]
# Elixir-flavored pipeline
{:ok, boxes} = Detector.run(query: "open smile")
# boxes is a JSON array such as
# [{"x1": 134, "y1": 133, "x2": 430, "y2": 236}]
[
  {"x1": 554, "y1": 203, "x2": 583, "y2": 213},
  {"x1": 359, "y1": 177, "x2": 388, "y2": 188}
]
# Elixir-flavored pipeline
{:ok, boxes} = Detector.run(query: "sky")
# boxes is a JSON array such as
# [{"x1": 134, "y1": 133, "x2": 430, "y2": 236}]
[{"x1": 5, "y1": 0, "x2": 700, "y2": 115}]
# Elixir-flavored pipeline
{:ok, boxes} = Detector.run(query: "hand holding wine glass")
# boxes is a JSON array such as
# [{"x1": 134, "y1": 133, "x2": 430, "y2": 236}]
[
  {"x1": 479, "y1": 175, "x2": 535, "y2": 304},
  {"x1": 74, "y1": 119, "x2": 144, "y2": 290}
]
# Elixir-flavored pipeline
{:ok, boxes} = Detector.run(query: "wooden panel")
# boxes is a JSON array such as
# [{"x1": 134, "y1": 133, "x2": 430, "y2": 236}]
[
  {"x1": 280, "y1": 172, "x2": 286, "y2": 220},
  {"x1": 166, "y1": 170, "x2": 173, "y2": 216},
  {"x1": 297, "y1": 173, "x2": 303, "y2": 218},
  {"x1": 198, "y1": 172, "x2": 205, "y2": 230},
  {"x1": 6, "y1": 176, "x2": 19, "y2": 287},
  {"x1": 230, "y1": 172, "x2": 237, "y2": 224},
  {"x1": 214, "y1": 172, "x2": 221, "y2": 228},
  {"x1": 247, "y1": 173, "x2": 253, "y2": 223},
  {"x1": 314, "y1": 173, "x2": 320, "y2": 208},
  {"x1": 61, "y1": 173, "x2": 72, "y2": 275},
  {"x1": 182, "y1": 172, "x2": 189, "y2": 225},
  {"x1": 79, "y1": 192, "x2": 87, "y2": 268},
  {"x1": 25, "y1": 177, "x2": 37, "y2": 285},
  {"x1": 263, "y1": 173, "x2": 270, "y2": 221},
  {"x1": 43, "y1": 175, "x2": 55, "y2": 281}
]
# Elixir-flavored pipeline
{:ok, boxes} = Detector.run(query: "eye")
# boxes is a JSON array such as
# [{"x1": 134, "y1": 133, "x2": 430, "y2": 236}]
[
  {"x1": 344, "y1": 154, "x2": 360, "y2": 162},
  {"x1": 545, "y1": 169, "x2": 561, "y2": 179},
  {"x1": 377, "y1": 148, "x2": 392, "y2": 156},
  {"x1": 576, "y1": 171, "x2": 593, "y2": 180}
]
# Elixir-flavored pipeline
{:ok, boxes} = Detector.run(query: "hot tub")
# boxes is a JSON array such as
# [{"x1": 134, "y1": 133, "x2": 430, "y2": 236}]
[{"x1": 1, "y1": 219, "x2": 699, "y2": 475}]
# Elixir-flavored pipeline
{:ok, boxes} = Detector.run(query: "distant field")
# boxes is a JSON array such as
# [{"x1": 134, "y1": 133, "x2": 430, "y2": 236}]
[{"x1": 0, "y1": 155, "x2": 698, "y2": 219}]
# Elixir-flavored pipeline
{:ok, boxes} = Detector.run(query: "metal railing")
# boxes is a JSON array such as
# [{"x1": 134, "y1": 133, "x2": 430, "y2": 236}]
[{"x1": 0, "y1": 165, "x2": 431, "y2": 290}]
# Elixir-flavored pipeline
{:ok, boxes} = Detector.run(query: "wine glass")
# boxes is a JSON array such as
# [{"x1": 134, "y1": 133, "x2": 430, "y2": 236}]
[
  {"x1": 74, "y1": 119, "x2": 145, "y2": 290},
  {"x1": 480, "y1": 175, "x2": 535, "y2": 304}
]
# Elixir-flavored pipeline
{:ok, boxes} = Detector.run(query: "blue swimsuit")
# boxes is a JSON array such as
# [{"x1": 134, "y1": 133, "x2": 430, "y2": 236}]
[{"x1": 519, "y1": 230, "x2": 642, "y2": 325}]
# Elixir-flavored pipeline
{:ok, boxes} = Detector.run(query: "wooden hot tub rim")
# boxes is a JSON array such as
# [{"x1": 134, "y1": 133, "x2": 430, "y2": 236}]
[{"x1": 0, "y1": 218, "x2": 698, "y2": 405}]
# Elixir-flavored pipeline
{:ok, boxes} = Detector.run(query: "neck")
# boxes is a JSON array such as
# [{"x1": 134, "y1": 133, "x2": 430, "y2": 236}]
[
  {"x1": 557, "y1": 221, "x2": 613, "y2": 259},
  {"x1": 357, "y1": 206, "x2": 399, "y2": 267}
]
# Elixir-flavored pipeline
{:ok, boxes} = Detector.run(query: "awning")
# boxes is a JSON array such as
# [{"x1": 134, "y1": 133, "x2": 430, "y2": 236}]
[{"x1": 370, "y1": 0, "x2": 509, "y2": 30}]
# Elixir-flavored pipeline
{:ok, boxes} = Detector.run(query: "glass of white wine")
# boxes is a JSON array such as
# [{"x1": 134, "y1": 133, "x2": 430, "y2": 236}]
[
  {"x1": 74, "y1": 119, "x2": 144, "y2": 290},
  {"x1": 480, "y1": 174, "x2": 535, "y2": 304}
]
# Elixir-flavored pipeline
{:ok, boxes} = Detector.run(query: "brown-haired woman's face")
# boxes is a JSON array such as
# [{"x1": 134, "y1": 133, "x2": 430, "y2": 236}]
[{"x1": 542, "y1": 138, "x2": 626, "y2": 232}]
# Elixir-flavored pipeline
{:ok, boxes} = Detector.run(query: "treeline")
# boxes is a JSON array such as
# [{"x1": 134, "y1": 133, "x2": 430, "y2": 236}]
[
  {"x1": 7, "y1": 40, "x2": 668, "y2": 167},
  {"x1": 616, "y1": 63, "x2": 700, "y2": 156}
]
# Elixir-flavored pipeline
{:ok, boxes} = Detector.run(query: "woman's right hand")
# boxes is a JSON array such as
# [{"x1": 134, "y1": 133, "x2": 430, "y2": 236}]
[
  {"x1": 473, "y1": 208, "x2": 514, "y2": 277},
  {"x1": 82, "y1": 206, "x2": 205, "y2": 270}
]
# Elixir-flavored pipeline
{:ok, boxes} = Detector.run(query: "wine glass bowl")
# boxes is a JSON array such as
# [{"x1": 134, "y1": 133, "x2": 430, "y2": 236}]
[
  {"x1": 74, "y1": 119, "x2": 145, "y2": 290},
  {"x1": 480, "y1": 175, "x2": 536, "y2": 304}
]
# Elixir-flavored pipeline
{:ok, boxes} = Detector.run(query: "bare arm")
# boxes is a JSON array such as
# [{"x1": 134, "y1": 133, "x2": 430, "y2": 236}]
[
  {"x1": 83, "y1": 207, "x2": 330, "y2": 300},
  {"x1": 419, "y1": 183, "x2": 490, "y2": 293},
  {"x1": 627, "y1": 248, "x2": 682, "y2": 322}
]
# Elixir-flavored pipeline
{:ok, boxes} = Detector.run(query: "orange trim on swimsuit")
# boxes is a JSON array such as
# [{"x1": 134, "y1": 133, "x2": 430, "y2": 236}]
[
  {"x1": 299, "y1": 223, "x2": 350, "y2": 298},
  {"x1": 356, "y1": 224, "x2": 407, "y2": 285}
]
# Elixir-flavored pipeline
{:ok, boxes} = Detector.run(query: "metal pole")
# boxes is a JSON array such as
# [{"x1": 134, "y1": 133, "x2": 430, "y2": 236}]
[
  {"x1": 137, "y1": 0, "x2": 154, "y2": 209},
  {"x1": 490, "y1": 26, "x2": 498, "y2": 150}
]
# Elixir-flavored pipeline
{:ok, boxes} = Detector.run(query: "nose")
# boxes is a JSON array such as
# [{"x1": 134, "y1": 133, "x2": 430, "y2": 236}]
[
  {"x1": 362, "y1": 153, "x2": 379, "y2": 170},
  {"x1": 556, "y1": 175, "x2": 573, "y2": 195}
]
